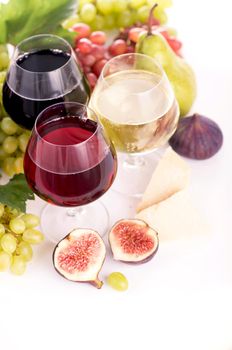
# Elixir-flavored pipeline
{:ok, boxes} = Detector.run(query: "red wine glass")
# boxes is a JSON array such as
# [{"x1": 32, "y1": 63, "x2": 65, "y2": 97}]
[
  {"x1": 24, "y1": 102, "x2": 117, "y2": 242},
  {"x1": 3, "y1": 34, "x2": 90, "y2": 130}
]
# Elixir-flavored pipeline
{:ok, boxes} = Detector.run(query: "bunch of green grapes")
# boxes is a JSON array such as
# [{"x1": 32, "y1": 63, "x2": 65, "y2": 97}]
[
  {"x1": 0, "y1": 114, "x2": 30, "y2": 176},
  {"x1": 0, "y1": 204, "x2": 44, "y2": 275},
  {"x1": 63, "y1": 0, "x2": 172, "y2": 30}
]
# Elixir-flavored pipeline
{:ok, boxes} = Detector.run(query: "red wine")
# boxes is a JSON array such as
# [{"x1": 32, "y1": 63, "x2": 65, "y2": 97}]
[
  {"x1": 24, "y1": 116, "x2": 117, "y2": 206},
  {"x1": 17, "y1": 49, "x2": 70, "y2": 72},
  {"x1": 3, "y1": 49, "x2": 90, "y2": 130}
]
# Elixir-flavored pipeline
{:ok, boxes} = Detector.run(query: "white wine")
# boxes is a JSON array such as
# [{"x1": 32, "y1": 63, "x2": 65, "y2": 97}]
[{"x1": 90, "y1": 70, "x2": 179, "y2": 153}]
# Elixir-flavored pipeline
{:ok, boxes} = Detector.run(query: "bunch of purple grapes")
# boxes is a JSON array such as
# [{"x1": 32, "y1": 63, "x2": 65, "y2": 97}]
[
  {"x1": 73, "y1": 21, "x2": 182, "y2": 90},
  {"x1": 73, "y1": 23, "x2": 135, "y2": 89}
]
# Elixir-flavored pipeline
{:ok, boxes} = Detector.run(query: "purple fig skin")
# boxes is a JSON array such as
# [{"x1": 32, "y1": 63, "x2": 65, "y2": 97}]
[
  {"x1": 53, "y1": 229, "x2": 105, "y2": 289},
  {"x1": 169, "y1": 114, "x2": 223, "y2": 160},
  {"x1": 109, "y1": 219, "x2": 159, "y2": 265}
]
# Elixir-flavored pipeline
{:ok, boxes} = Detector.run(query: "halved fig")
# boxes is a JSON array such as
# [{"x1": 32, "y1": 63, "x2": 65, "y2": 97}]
[
  {"x1": 53, "y1": 229, "x2": 106, "y2": 289},
  {"x1": 109, "y1": 219, "x2": 159, "y2": 263}
]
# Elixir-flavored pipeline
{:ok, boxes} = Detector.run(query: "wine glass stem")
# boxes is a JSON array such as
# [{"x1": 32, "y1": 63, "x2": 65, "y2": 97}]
[
  {"x1": 66, "y1": 207, "x2": 86, "y2": 217},
  {"x1": 123, "y1": 154, "x2": 146, "y2": 168}
]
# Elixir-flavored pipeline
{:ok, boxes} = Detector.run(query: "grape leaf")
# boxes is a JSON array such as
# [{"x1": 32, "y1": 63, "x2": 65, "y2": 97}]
[
  {"x1": 0, "y1": 0, "x2": 77, "y2": 45},
  {"x1": 0, "y1": 174, "x2": 34, "y2": 212},
  {"x1": 52, "y1": 25, "x2": 77, "y2": 45}
]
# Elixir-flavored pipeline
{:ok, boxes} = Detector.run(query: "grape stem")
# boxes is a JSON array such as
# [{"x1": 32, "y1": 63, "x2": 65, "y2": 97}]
[{"x1": 148, "y1": 3, "x2": 158, "y2": 36}]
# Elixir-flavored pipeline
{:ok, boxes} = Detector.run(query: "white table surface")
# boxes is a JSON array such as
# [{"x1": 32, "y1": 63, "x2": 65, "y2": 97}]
[{"x1": 1, "y1": 1, "x2": 231, "y2": 349}]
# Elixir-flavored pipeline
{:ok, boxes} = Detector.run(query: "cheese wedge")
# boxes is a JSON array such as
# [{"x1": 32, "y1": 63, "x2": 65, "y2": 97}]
[
  {"x1": 136, "y1": 190, "x2": 209, "y2": 241},
  {"x1": 137, "y1": 147, "x2": 190, "y2": 212}
]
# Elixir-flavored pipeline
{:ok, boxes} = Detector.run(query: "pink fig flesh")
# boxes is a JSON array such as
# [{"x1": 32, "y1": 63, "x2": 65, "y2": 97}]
[
  {"x1": 53, "y1": 229, "x2": 106, "y2": 288},
  {"x1": 109, "y1": 219, "x2": 159, "y2": 263}
]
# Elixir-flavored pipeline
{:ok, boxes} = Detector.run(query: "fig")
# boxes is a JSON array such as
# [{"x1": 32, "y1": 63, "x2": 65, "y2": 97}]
[
  {"x1": 109, "y1": 219, "x2": 159, "y2": 263},
  {"x1": 169, "y1": 113, "x2": 223, "y2": 160},
  {"x1": 53, "y1": 229, "x2": 106, "y2": 289}
]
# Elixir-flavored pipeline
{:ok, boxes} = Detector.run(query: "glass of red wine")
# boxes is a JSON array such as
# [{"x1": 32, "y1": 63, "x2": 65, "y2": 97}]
[
  {"x1": 24, "y1": 102, "x2": 117, "y2": 243},
  {"x1": 3, "y1": 34, "x2": 90, "y2": 130}
]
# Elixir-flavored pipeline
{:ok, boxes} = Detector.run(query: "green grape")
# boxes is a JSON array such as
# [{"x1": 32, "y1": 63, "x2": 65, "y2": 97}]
[
  {"x1": 0, "y1": 130, "x2": 6, "y2": 143},
  {"x1": 9, "y1": 217, "x2": 26, "y2": 234},
  {"x1": 117, "y1": 11, "x2": 134, "y2": 27},
  {"x1": 79, "y1": 0, "x2": 94, "y2": 8},
  {"x1": 80, "y1": 3, "x2": 97, "y2": 22},
  {"x1": 137, "y1": 5, "x2": 150, "y2": 22},
  {"x1": 131, "y1": 10, "x2": 138, "y2": 24},
  {"x1": 0, "y1": 104, "x2": 8, "y2": 118},
  {"x1": 0, "y1": 204, "x2": 4, "y2": 218},
  {"x1": 2, "y1": 157, "x2": 15, "y2": 176},
  {"x1": 0, "y1": 223, "x2": 5, "y2": 236},
  {"x1": 0, "y1": 251, "x2": 12, "y2": 271},
  {"x1": 15, "y1": 125, "x2": 25, "y2": 134},
  {"x1": 96, "y1": 0, "x2": 113, "y2": 15},
  {"x1": 1, "y1": 233, "x2": 17, "y2": 254},
  {"x1": 107, "y1": 272, "x2": 128, "y2": 291},
  {"x1": 146, "y1": 0, "x2": 155, "y2": 6},
  {"x1": 16, "y1": 241, "x2": 33, "y2": 262},
  {"x1": 18, "y1": 133, "x2": 30, "y2": 152},
  {"x1": 23, "y1": 229, "x2": 44, "y2": 244},
  {"x1": 1, "y1": 117, "x2": 18, "y2": 135},
  {"x1": 14, "y1": 157, "x2": 24, "y2": 174},
  {"x1": 8, "y1": 208, "x2": 20, "y2": 219},
  {"x1": 153, "y1": 7, "x2": 168, "y2": 24},
  {"x1": 0, "y1": 45, "x2": 6, "y2": 53},
  {"x1": 2, "y1": 136, "x2": 18, "y2": 154},
  {"x1": 0, "y1": 71, "x2": 6, "y2": 84},
  {"x1": 0, "y1": 146, "x2": 7, "y2": 160},
  {"x1": 21, "y1": 214, "x2": 40, "y2": 228},
  {"x1": 113, "y1": 0, "x2": 128, "y2": 12},
  {"x1": 91, "y1": 14, "x2": 105, "y2": 30},
  {"x1": 129, "y1": 0, "x2": 146, "y2": 9},
  {"x1": 10, "y1": 255, "x2": 26, "y2": 275},
  {"x1": 0, "y1": 52, "x2": 9, "y2": 70},
  {"x1": 104, "y1": 14, "x2": 116, "y2": 29},
  {"x1": 62, "y1": 15, "x2": 80, "y2": 29}
]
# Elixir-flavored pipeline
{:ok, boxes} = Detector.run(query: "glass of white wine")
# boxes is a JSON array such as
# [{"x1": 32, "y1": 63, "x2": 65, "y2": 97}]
[{"x1": 90, "y1": 53, "x2": 179, "y2": 197}]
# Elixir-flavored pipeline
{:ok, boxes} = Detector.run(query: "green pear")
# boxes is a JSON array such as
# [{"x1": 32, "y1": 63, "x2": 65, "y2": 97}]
[{"x1": 136, "y1": 31, "x2": 197, "y2": 116}]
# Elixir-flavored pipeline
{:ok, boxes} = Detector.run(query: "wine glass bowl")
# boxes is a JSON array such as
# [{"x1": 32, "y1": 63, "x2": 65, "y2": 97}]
[
  {"x1": 90, "y1": 53, "x2": 179, "y2": 154},
  {"x1": 3, "y1": 34, "x2": 90, "y2": 130},
  {"x1": 24, "y1": 102, "x2": 117, "y2": 242}
]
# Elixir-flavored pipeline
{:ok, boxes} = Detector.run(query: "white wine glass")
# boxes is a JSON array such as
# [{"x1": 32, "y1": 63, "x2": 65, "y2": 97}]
[{"x1": 89, "y1": 53, "x2": 179, "y2": 197}]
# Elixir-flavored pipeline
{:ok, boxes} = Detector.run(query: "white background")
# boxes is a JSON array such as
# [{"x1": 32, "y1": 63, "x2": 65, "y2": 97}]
[{"x1": 0, "y1": 0, "x2": 231, "y2": 349}]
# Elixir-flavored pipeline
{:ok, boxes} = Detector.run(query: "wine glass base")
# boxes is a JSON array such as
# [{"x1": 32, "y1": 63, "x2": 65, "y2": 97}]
[
  {"x1": 40, "y1": 201, "x2": 110, "y2": 244},
  {"x1": 111, "y1": 149, "x2": 165, "y2": 197}
]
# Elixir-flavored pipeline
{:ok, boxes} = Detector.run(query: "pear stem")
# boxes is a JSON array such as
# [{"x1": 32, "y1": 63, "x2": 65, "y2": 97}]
[{"x1": 148, "y1": 3, "x2": 158, "y2": 35}]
